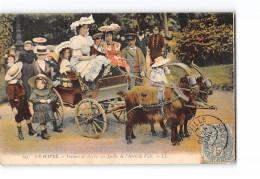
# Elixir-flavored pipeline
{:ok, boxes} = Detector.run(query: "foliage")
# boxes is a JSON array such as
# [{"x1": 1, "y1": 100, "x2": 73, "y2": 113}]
[
  {"x1": 173, "y1": 13, "x2": 234, "y2": 66},
  {"x1": 0, "y1": 14, "x2": 15, "y2": 65}
]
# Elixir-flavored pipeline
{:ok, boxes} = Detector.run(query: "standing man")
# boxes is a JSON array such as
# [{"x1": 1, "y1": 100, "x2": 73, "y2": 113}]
[
  {"x1": 136, "y1": 31, "x2": 148, "y2": 58},
  {"x1": 147, "y1": 26, "x2": 164, "y2": 65},
  {"x1": 18, "y1": 40, "x2": 36, "y2": 99},
  {"x1": 122, "y1": 33, "x2": 147, "y2": 89},
  {"x1": 29, "y1": 45, "x2": 52, "y2": 79}
]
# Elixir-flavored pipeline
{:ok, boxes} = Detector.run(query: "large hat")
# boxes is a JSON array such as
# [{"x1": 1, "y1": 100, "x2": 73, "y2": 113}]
[
  {"x1": 93, "y1": 33, "x2": 103, "y2": 40},
  {"x1": 33, "y1": 37, "x2": 47, "y2": 44},
  {"x1": 70, "y1": 15, "x2": 95, "y2": 31},
  {"x1": 5, "y1": 62, "x2": 23, "y2": 81},
  {"x1": 151, "y1": 56, "x2": 170, "y2": 67},
  {"x1": 54, "y1": 41, "x2": 71, "y2": 55},
  {"x1": 98, "y1": 23, "x2": 121, "y2": 32},
  {"x1": 125, "y1": 33, "x2": 137, "y2": 41},
  {"x1": 28, "y1": 74, "x2": 53, "y2": 89},
  {"x1": 33, "y1": 45, "x2": 50, "y2": 55}
]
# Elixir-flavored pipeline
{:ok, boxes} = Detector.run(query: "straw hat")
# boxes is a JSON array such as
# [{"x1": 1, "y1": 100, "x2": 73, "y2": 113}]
[
  {"x1": 70, "y1": 15, "x2": 95, "y2": 31},
  {"x1": 5, "y1": 62, "x2": 23, "y2": 81},
  {"x1": 33, "y1": 45, "x2": 50, "y2": 55},
  {"x1": 98, "y1": 23, "x2": 121, "y2": 32},
  {"x1": 33, "y1": 37, "x2": 47, "y2": 44},
  {"x1": 151, "y1": 56, "x2": 170, "y2": 67},
  {"x1": 24, "y1": 40, "x2": 32, "y2": 45},
  {"x1": 28, "y1": 74, "x2": 53, "y2": 89}
]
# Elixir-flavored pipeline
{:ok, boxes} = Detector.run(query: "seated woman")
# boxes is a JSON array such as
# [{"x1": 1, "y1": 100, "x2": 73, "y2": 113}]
[
  {"x1": 103, "y1": 30, "x2": 130, "y2": 75},
  {"x1": 69, "y1": 15, "x2": 111, "y2": 89}
]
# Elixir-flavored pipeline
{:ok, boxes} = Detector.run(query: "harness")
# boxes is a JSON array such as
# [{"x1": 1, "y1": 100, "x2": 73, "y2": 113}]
[{"x1": 126, "y1": 82, "x2": 188, "y2": 119}]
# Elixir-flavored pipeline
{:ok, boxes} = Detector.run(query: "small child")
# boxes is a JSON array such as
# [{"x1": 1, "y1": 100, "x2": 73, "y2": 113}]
[
  {"x1": 150, "y1": 56, "x2": 170, "y2": 85},
  {"x1": 5, "y1": 62, "x2": 36, "y2": 140},
  {"x1": 28, "y1": 74, "x2": 58, "y2": 140}
]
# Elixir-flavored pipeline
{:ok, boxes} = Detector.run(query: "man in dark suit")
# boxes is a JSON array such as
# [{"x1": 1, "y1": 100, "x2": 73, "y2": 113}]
[
  {"x1": 147, "y1": 26, "x2": 165, "y2": 64},
  {"x1": 122, "y1": 33, "x2": 147, "y2": 89},
  {"x1": 29, "y1": 45, "x2": 52, "y2": 79}
]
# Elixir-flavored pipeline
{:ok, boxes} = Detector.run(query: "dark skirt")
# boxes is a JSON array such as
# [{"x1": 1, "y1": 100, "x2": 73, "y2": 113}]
[{"x1": 32, "y1": 104, "x2": 55, "y2": 123}]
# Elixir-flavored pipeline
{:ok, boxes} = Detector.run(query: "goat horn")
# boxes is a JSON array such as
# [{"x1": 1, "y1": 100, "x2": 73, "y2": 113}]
[
  {"x1": 167, "y1": 63, "x2": 193, "y2": 76},
  {"x1": 190, "y1": 61, "x2": 204, "y2": 77}
]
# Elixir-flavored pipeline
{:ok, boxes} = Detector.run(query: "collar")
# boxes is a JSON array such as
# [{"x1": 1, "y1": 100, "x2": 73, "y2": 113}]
[
  {"x1": 130, "y1": 46, "x2": 136, "y2": 50},
  {"x1": 37, "y1": 59, "x2": 45, "y2": 64},
  {"x1": 8, "y1": 79, "x2": 18, "y2": 84}
]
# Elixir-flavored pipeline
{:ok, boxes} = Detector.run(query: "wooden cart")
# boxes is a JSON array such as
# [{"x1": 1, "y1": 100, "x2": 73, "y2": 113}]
[{"x1": 53, "y1": 71, "x2": 128, "y2": 138}]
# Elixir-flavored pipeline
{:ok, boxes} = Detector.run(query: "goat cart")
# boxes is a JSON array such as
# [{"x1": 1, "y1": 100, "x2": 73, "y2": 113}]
[{"x1": 53, "y1": 71, "x2": 128, "y2": 138}]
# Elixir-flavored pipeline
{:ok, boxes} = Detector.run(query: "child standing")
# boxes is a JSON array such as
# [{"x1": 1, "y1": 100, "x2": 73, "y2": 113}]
[
  {"x1": 150, "y1": 56, "x2": 170, "y2": 85},
  {"x1": 28, "y1": 74, "x2": 58, "y2": 140},
  {"x1": 5, "y1": 62, "x2": 36, "y2": 140}
]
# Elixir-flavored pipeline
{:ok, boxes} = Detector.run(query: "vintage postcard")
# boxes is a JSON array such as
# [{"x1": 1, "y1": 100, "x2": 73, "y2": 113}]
[{"x1": 0, "y1": 12, "x2": 235, "y2": 164}]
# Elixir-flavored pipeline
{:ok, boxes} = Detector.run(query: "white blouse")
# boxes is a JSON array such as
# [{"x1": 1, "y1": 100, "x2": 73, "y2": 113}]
[
  {"x1": 60, "y1": 58, "x2": 71, "y2": 74},
  {"x1": 70, "y1": 35, "x2": 94, "y2": 57}
]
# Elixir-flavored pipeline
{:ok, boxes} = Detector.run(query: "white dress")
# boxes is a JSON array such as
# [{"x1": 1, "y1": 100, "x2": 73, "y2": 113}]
[
  {"x1": 70, "y1": 35, "x2": 110, "y2": 82},
  {"x1": 150, "y1": 66, "x2": 170, "y2": 84},
  {"x1": 59, "y1": 58, "x2": 71, "y2": 74}
]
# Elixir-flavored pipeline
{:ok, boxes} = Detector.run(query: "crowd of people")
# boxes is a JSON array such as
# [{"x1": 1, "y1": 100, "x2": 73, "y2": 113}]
[{"x1": 4, "y1": 14, "x2": 172, "y2": 140}]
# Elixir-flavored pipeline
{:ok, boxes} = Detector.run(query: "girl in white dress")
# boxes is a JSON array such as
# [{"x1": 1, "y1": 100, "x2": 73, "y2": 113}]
[
  {"x1": 55, "y1": 41, "x2": 72, "y2": 75},
  {"x1": 150, "y1": 56, "x2": 170, "y2": 85},
  {"x1": 69, "y1": 15, "x2": 111, "y2": 82}
]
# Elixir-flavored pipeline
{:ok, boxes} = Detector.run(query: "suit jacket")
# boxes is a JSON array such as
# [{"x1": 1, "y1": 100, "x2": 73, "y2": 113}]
[
  {"x1": 29, "y1": 60, "x2": 51, "y2": 79},
  {"x1": 147, "y1": 34, "x2": 164, "y2": 61},
  {"x1": 6, "y1": 82, "x2": 27, "y2": 110},
  {"x1": 122, "y1": 46, "x2": 147, "y2": 74}
]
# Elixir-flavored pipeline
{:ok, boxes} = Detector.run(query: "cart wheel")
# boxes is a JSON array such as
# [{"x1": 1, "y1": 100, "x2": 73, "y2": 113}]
[
  {"x1": 75, "y1": 98, "x2": 107, "y2": 138},
  {"x1": 53, "y1": 88, "x2": 64, "y2": 127},
  {"x1": 113, "y1": 109, "x2": 127, "y2": 124}
]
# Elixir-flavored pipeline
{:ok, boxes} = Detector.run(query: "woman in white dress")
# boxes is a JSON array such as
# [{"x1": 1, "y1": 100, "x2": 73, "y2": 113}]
[{"x1": 69, "y1": 15, "x2": 111, "y2": 83}]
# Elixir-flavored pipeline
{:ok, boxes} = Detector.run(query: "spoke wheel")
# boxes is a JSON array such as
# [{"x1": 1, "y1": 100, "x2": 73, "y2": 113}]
[
  {"x1": 53, "y1": 88, "x2": 64, "y2": 127},
  {"x1": 75, "y1": 98, "x2": 107, "y2": 138},
  {"x1": 113, "y1": 108, "x2": 127, "y2": 124}
]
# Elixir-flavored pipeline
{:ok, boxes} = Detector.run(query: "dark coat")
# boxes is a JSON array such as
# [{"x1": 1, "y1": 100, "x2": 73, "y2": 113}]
[
  {"x1": 29, "y1": 88, "x2": 57, "y2": 123},
  {"x1": 29, "y1": 60, "x2": 51, "y2": 79},
  {"x1": 147, "y1": 34, "x2": 164, "y2": 62},
  {"x1": 18, "y1": 49, "x2": 36, "y2": 98},
  {"x1": 6, "y1": 82, "x2": 31, "y2": 122},
  {"x1": 46, "y1": 58, "x2": 60, "y2": 80},
  {"x1": 136, "y1": 36, "x2": 148, "y2": 57}
]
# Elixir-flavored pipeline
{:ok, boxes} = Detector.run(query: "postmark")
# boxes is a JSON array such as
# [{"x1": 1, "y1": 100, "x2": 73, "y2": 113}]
[{"x1": 188, "y1": 115, "x2": 235, "y2": 163}]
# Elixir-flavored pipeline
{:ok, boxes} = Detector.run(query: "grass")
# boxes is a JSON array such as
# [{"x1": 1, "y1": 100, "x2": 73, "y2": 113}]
[{"x1": 201, "y1": 64, "x2": 234, "y2": 90}]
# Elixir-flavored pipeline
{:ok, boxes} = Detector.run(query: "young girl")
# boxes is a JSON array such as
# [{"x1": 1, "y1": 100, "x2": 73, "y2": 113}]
[
  {"x1": 5, "y1": 62, "x2": 36, "y2": 140},
  {"x1": 150, "y1": 56, "x2": 170, "y2": 85},
  {"x1": 28, "y1": 74, "x2": 58, "y2": 139},
  {"x1": 55, "y1": 41, "x2": 72, "y2": 75}
]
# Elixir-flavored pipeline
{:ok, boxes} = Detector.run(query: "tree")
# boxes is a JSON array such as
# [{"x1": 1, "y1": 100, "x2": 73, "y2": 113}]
[
  {"x1": 173, "y1": 13, "x2": 234, "y2": 66},
  {"x1": 0, "y1": 14, "x2": 15, "y2": 65}
]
